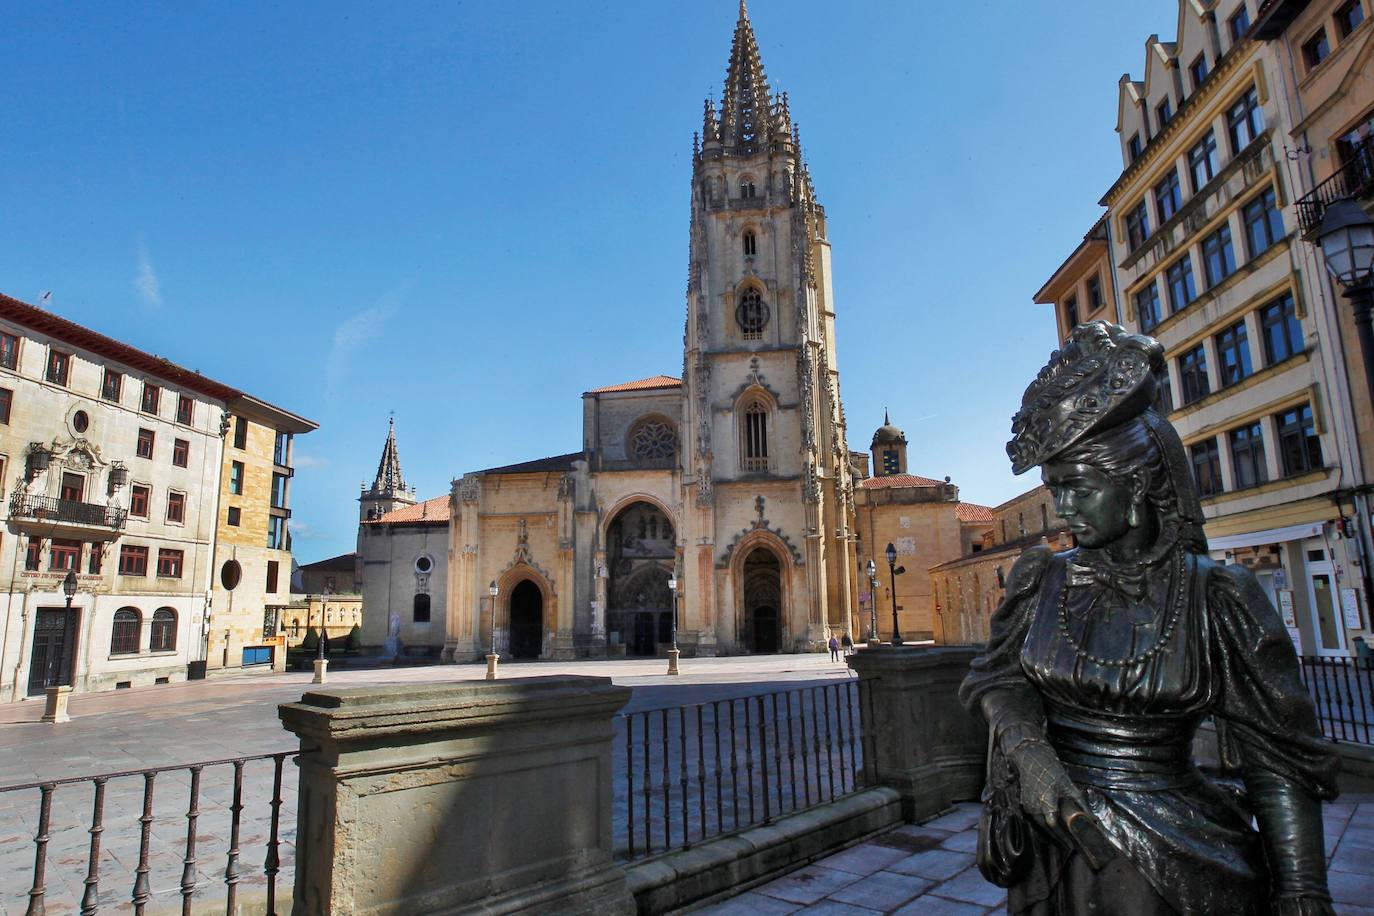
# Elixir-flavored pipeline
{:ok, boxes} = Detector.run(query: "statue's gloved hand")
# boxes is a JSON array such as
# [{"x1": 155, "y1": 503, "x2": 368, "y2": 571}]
[{"x1": 1001, "y1": 727, "x2": 1083, "y2": 838}]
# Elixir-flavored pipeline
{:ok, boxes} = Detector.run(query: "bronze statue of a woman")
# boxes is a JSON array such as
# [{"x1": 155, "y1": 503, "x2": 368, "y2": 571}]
[{"x1": 960, "y1": 322, "x2": 1339, "y2": 915}]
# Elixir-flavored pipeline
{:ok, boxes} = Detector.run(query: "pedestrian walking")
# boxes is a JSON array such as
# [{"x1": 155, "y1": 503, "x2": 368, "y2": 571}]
[
  {"x1": 828, "y1": 635, "x2": 840, "y2": 661},
  {"x1": 841, "y1": 632, "x2": 854, "y2": 656}
]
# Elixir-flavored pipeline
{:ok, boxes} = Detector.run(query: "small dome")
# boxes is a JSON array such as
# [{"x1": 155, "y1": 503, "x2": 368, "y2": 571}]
[{"x1": 870, "y1": 410, "x2": 906, "y2": 446}]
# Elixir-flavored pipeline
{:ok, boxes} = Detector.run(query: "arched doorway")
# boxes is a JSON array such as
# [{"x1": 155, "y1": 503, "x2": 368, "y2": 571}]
[
  {"x1": 743, "y1": 548, "x2": 782, "y2": 653},
  {"x1": 509, "y1": 580, "x2": 543, "y2": 659},
  {"x1": 605, "y1": 501, "x2": 675, "y2": 656}
]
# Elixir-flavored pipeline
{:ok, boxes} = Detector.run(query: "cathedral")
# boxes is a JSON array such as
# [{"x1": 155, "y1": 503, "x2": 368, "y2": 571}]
[{"x1": 357, "y1": 3, "x2": 862, "y2": 659}]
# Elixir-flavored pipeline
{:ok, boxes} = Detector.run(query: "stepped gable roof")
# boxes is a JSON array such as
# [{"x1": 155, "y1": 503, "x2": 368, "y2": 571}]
[
  {"x1": 478, "y1": 452, "x2": 582, "y2": 475},
  {"x1": 860, "y1": 474, "x2": 945, "y2": 490},
  {"x1": 955, "y1": 503, "x2": 995, "y2": 524},
  {"x1": 366, "y1": 495, "x2": 448, "y2": 526},
  {"x1": 587, "y1": 375, "x2": 682, "y2": 394}
]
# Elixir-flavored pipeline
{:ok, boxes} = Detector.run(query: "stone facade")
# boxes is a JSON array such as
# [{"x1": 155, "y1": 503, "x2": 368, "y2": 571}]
[{"x1": 283, "y1": 593, "x2": 362, "y2": 649}]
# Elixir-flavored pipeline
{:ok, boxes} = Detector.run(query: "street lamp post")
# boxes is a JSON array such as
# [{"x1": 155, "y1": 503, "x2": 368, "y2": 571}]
[
  {"x1": 62, "y1": 569, "x2": 77, "y2": 609},
  {"x1": 487, "y1": 581, "x2": 500, "y2": 680},
  {"x1": 313, "y1": 585, "x2": 331, "y2": 684},
  {"x1": 666, "y1": 575, "x2": 680, "y2": 676},
  {"x1": 44, "y1": 569, "x2": 80, "y2": 724},
  {"x1": 866, "y1": 559, "x2": 879, "y2": 646},
  {"x1": 885, "y1": 543, "x2": 906, "y2": 647},
  {"x1": 1314, "y1": 198, "x2": 1374, "y2": 626}
]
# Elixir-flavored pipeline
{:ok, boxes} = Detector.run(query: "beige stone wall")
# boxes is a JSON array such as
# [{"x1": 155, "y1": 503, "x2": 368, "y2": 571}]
[
  {"x1": 854, "y1": 491, "x2": 963, "y2": 641},
  {"x1": 283, "y1": 594, "x2": 362, "y2": 647},
  {"x1": 358, "y1": 519, "x2": 448, "y2": 652}
]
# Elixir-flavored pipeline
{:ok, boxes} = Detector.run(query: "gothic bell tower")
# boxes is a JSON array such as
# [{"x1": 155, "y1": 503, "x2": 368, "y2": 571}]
[
  {"x1": 359, "y1": 417, "x2": 417, "y2": 522},
  {"x1": 680, "y1": 1, "x2": 856, "y2": 654}
]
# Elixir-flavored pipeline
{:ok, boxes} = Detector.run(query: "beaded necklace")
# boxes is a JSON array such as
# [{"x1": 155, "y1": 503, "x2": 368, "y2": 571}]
[{"x1": 1055, "y1": 549, "x2": 1188, "y2": 668}]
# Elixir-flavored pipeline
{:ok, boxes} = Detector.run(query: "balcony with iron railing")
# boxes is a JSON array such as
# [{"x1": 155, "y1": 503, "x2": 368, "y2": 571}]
[
  {"x1": 1297, "y1": 135, "x2": 1374, "y2": 237},
  {"x1": 8, "y1": 490, "x2": 128, "y2": 531}
]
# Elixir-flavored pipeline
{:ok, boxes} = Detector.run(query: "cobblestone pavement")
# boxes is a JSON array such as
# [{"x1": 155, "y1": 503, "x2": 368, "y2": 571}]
[
  {"x1": 699, "y1": 797, "x2": 1374, "y2": 916},
  {"x1": 0, "y1": 654, "x2": 854, "y2": 914}
]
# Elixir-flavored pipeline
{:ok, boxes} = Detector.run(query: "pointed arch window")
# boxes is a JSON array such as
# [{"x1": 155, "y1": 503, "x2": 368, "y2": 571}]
[
  {"x1": 743, "y1": 230, "x2": 757, "y2": 257},
  {"x1": 736, "y1": 287, "x2": 769, "y2": 341},
  {"x1": 742, "y1": 399, "x2": 770, "y2": 471},
  {"x1": 740, "y1": 178, "x2": 757, "y2": 199}
]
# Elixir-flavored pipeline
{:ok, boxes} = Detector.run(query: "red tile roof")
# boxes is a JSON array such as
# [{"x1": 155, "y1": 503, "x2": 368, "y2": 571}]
[
  {"x1": 366, "y1": 495, "x2": 448, "y2": 526},
  {"x1": 860, "y1": 474, "x2": 946, "y2": 490},
  {"x1": 956, "y1": 502, "x2": 995, "y2": 523},
  {"x1": 587, "y1": 375, "x2": 682, "y2": 394}
]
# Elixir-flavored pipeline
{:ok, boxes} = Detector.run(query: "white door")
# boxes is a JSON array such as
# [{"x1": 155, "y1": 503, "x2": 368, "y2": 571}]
[{"x1": 1303, "y1": 542, "x2": 1346, "y2": 657}]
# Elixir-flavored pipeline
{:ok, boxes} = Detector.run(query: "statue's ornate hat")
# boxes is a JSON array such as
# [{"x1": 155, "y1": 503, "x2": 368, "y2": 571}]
[{"x1": 1007, "y1": 322, "x2": 1165, "y2": 475}]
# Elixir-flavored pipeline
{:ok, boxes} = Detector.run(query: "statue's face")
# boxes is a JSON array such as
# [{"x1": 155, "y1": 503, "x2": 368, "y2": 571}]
[{"x1": 1041, "y1": 461, "x2": 1132, "y2": 548}]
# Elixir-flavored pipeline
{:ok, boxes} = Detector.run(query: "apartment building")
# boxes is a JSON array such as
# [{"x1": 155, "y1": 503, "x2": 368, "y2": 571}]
[
  {"x1": 207, "y1": 396, "x2": 317, "y2": 673},
  {"x1": 1033, "y1": 217, "x2": 1122, "y2": 336}
]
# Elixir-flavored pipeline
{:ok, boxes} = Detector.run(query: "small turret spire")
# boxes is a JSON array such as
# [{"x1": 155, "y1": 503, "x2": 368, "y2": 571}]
[
  {"x1": 719, "y1": 0, "x2": 771, "y2": 152},
  {"x1": 370, "y1": 416, "x2": 408, "y2": 496}
]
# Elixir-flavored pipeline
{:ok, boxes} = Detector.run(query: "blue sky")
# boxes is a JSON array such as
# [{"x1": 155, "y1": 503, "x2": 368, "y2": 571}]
[{"x1": 1, "y1": 2, "x2": 1168, "y2": 564}]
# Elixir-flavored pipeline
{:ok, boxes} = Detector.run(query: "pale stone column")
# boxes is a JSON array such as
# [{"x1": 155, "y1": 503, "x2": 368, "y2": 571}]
[
  {"x1": 280, "y1": 676, "x2": 635, "y2": 915},
  {"x1": 847, "y1": 646, "x2": 985, "y2": 822}
]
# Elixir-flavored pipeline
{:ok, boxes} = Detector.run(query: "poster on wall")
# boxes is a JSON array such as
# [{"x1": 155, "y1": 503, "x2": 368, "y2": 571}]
[
  {"x1": 1340, "y1": 588, "x2": 1363, "y2": 630},
  {"x1": 1277, "y1": 589, "x2": 1301, "y2": 650}
]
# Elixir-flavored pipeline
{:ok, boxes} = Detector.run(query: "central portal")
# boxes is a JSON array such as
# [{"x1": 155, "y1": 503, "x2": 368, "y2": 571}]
[
  {"x1": 743, "y1": 548, "x2": 782, "y2": 653},
  {"x1": 606, "y1": 501, "x2": 675, "y2": 656},
  {"x1": 509, "y1": 580, "x2": 543, "y2": 659}
]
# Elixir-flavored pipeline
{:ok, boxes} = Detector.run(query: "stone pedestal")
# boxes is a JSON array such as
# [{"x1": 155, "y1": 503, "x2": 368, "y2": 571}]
[
  {"x1": 666, "y1": 648, "x2": 680, "y2": 675},
  {"x1": 42, "y1": 685, "x2": 71, "y2": 723},
  {"x1": 485, "y1": 652, "x2": 499, "y2": 680},
  {"x1": 279, "y1": 676, "x2": 634, "y2": 915},
  {"x1": 847, "y1": 645, "x2": 985, "y2": 822},
  {"x1": 312, "y1": 658, "x2": 328, "y2": 684}
]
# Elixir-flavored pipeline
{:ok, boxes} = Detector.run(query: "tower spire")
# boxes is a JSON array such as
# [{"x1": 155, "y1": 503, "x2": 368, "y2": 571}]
[
  {"x1": 719, "y1": 0, "x2": 771, "y2": 152},
  {"x1": 371, "y1": 416, "x2": 408, "y2": 496}
]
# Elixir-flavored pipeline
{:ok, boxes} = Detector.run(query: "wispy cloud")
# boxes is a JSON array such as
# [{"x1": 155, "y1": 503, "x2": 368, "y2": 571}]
[
  {"x1": 288, "y1": 518, "x2": 327, "y2": 541},
  {"x1": 134, "y1": 238, "x2": 162, "y2": 310},
  {"x1": 325, "y1": 287, "x2": 406, "y2": 398},
  {"x1": 293, "y1": 453, "x2": 329, "y2": 470}
]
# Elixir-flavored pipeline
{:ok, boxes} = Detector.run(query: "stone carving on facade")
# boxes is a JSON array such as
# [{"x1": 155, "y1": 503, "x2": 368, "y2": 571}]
[
  {"x1": 629, "y1": 420, "x2": 678, "y2": 461},
  {"x1": 716, "y1": 495, "x2": 804, "y2": 567},
  {"x1": 557, "y1": 473, "x2": 574, "y2": 500},
  {"x1": 458, "y1": 474, "x2": 480, "y2": 503},
  {"x1": 803, "y1": 457, "x2": 821, "y2": 504},
  {"x1": 796, "y1": 347, "x2": 816, "y2": 451}
]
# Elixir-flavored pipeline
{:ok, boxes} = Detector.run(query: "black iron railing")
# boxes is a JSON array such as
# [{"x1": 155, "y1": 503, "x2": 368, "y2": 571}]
[
  {"x1": 614, "y1": 680, "x2": 871, "y2": 861},
  {"x1": 4, "y1": 750, "x2": 297, "y2": 915},
  {"x1": 8, "y1": 492, "x2": 128, "y2": 530},
  {"x1": 1296, "y1": 135, "x2": 1374, "y2": 237},
  {"x1": 1298, "y1": 655, "x2": 1374, "y2": 745}
]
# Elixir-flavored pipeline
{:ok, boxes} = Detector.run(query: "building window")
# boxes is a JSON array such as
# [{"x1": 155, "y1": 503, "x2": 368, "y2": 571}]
[
  {"x1": 1189, "y1": 54, "x2": 1209, "y2": 92},
  {"x1": 118, "y1": 545, "x2": 149, "y2": 576},
  {"x1": 736, "y1": 288, "x2": 769, "y2": 340},
  {"x1": 129, "y1": 484, "x2": 150, "y2": 518},
  {"x1": 1155, "y1": 369, "x2": 1174, "y2": 414},
  {"x1": 1063, "y1": 294, "x2": 1079, "y2": 330},
  {"x1": 743, "y1": 230, "x2": 757, "y2": 257},
  {"x1": 1179, "y1": 344, "x2": 1211, "y2": 405},
  {"x1": 1229, "y1": 422, "x2": 1268, "y2": 489},
  {"x1": 1215, "y1": 321, "x2": 1253, "y2": 387},
  {"x1": 1128, "y1": 133, "x2": 1144, "y2": 162},
  {"x1": 1135, "y1": 281, "x2": 1163, "y2": 333},
  {"x1": 136, "y1": 428, "x2": 155, "y2": 459},
  {"x1": 1276, "y1": 403, "x2": 1323, "y2": 475},
  {"x1": 1227, "y1": 87, "x2": 1264, "y2": 154},
  {"x1": 1188, "y1": 131, "x2": 1220, "y2": 193},
  {"x1": 50, "y1": 539, "x2": 81, "y2": 571},
  {"x1": 1165, "y1": 255, "x2": 1197, "y2": 314},
  {"x1": 1229, "y1": 6, "x2": 1251, "y2": 42},
  {"x1": 141, "y1": 383, "x2": 160, "y2": 415},
  {"x1": 740, "y1": 179, "x2": 756, "y2": 199},
  {"x1": 882, "y1": 449, "x2": 900, "y2": 474},
  {"x1": 1202, "y1": 224, "x2": 1236, "y2": 287},
  {"x1": 267, "y1": 515, "x2": 286, "y2": 549},
  {"x1": 111, "y1": 609, "x2": 141, "y2": 655},
  {"x1": 1242, "y1": 187, "x2": 1284, "y2": 257},
  {"x1": 1154, "y1": 168, "x2": 1182, "y2": 223},
  {"x1": 233, "y1": 416, "x2": 248, "y2": 449},
  {"x1": 60, "y1": 472, "x2": 85, "y2": 502},
  {"x1": 176, "y1": 395, "x2": 193, "y2": 425},
  {"x1": 46, "y1": 349, "x2": 70, "y2": 386},
  {"x1": 742, "y1": 400, "x2": 769, "y2": 471},
  {"x1": 156, "y1": 548, "x2": 184, "y2": 578},
  {"x1": 166, "y1": 491, "x2": 186, "y2": 524},
  {"x1": 1125, "y1": 199, "x2": 1150, "y2": 250},
  {"x1": 273, "y1": 432, "x2": 291, "y2": 466},
  {"x1": 414, "y1": 593, "x2": 431, "y2": 623},
  {"x1": 629, "y1": 418, "x2": 678, "y2": 460},
  {"x1": 230, "y1": 461, "x2": 245, "y2": 495},
  {"x1": 151, "y1": 608, "x2": 177, "y2": 652},
  {"x1": 101, "y1": 368, "x2": 121, "y2": 402},
  {"x1": 1336, "y1": 0, "x2": 1365, "y2": 38},
  {"x1": 227, "y1": 506, "x2": 241, "y2": 527},
  {"x1": 0, "y1": 387, "x2": 11, "y2": 425},
  {"x1": 89, "y1": 545, "x2": 102, "y2": 575},
  {"x1": 0, "y1": 331, "x2": 18, "y2": 370},
  {"x1": 266, "y1": 560, "x2": 280, "y2": 593},
  {"x1": 1156, "y1": 98, "x2": 1173, "y2": 132},
  {"x1": 72, "y1": 410, "x2": 88, "y2": 433},
  {"x1": 1303, "y1": 28, "x2": 1331, "y2": 68},
  {"x1": 1260, "y1": 293, "x2": 1303, "y2": 364},
  {"x1": 1087, "y1": 275, "x2": 1103, "y2": 313},
  {"x1": 1190, "y1": 438, "x2": 1223, "y2": 496},
  {"x1": 271, "y1": 473, "x2": 288, "y2": 509},
  {"x1": 172, "y1": 438, "x2": 189, "y2": 468}
]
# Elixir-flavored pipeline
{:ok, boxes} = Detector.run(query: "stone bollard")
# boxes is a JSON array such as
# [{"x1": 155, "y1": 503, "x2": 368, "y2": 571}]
[
  {"x1": 279, "y1": 675, "x2": 635, "y2": 915},
  {"x1": 847, "y1": 645, "x2": 986, "y2": 822},
  {"x1": 41, "y1": 685, "x2": 72, "y2": 723},
  {"x1": 312, "y1": 657, "x2": 328, "y2": 684}
]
